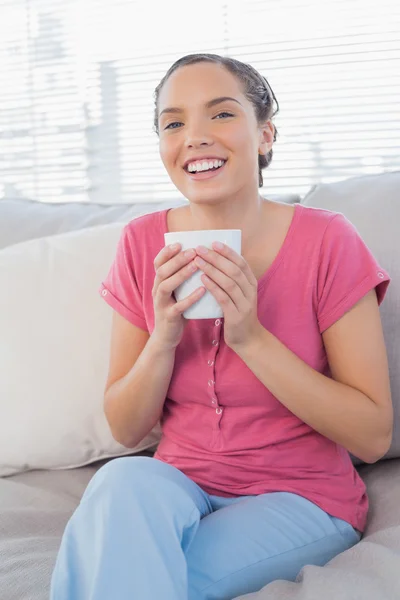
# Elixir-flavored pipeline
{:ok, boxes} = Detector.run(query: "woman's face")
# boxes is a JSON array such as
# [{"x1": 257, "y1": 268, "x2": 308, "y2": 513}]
[{"x1": 157, "y1": 62, "x2": 273, "y2": 205}]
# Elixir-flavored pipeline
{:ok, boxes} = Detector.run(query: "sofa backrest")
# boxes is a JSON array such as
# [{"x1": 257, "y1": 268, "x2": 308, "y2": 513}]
[
  {"x1": 1, "y1": 176, "x2": 398, "y2": 461},
  {"x1": 302, "y1": 171, "x2": 400, "y2": 460},
  {"x1": 0, "y1": 193, "x2": 300, "y2": 250}
]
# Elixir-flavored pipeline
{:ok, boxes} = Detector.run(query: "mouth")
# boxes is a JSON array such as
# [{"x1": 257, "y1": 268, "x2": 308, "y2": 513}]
[{"x1": 183, "y1": 159, "x2": 227, "y2": 181}]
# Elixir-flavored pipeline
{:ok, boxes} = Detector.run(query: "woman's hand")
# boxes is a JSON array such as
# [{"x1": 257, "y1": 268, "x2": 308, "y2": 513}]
[
  {"x1": 152, "y1": 244, "x2": 206, "y2": 351},
  {"x1": 194, "y1": 242, "x2": 263, "y2": 351}
]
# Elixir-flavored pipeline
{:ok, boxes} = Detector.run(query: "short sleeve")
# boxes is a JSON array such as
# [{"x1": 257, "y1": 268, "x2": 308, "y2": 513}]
[
  {"x1": 317, "y1": 214, "x2": 390, "y2": 333},
  {"x1": 99, "y1": 224, "x2": 148, "y2": 331}
]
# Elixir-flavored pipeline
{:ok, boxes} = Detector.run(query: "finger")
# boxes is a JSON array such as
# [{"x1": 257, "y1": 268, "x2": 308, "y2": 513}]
[
  {"x1": 170, "y1": 286, "x2": 206, "y2": 318},
  {"x1": 154, "y1": 248, "x2": 196, "y2": 290},
  {"x1": 200, "y1": 268, "x2": 245, "y2": 312},
  {"x1": 211, "y1": 242, "x2": 258, "y2": 286},
  {"x1": 201, "y1": 274, "x2": 240, "y2": 314},
  {"x1": 154, "y1": 260, "x2": 198, "y2": 299},
  {"x1": 154, "y1": 243, "x2": 182, "y2": 271},
  {"x1": 194, "y1": 253, "x2": 251, "y2": 302},
  {"x1": 195, "y1": 246, "x2": 255, "y2": 298}
]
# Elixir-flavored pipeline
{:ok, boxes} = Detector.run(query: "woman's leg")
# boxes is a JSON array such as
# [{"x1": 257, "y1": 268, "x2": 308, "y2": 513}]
[
  {"x1": 187, "y1": 492, "x2": 361, "y2": 600},
  {"x1": 50, "y1": 456, "x2": 212, "y2": 600}
]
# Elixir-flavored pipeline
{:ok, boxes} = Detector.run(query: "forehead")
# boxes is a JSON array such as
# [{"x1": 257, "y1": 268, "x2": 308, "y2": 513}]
[{"x1": 158, "y1": 62, "x2": 245, "y2": 109}]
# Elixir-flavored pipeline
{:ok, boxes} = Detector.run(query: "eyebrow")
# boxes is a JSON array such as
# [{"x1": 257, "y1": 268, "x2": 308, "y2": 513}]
[{"x1": 159, "y1": 96, "x2": 242, "y2": 118}]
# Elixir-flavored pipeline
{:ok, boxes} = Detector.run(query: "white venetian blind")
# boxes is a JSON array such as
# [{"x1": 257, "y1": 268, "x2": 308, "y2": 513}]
[{"x1": 0, "y1": 0, "x2": 399, "y2": 204}]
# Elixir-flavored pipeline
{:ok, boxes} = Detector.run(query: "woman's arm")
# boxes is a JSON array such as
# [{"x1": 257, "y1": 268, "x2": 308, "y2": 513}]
[
  {"x1": 104, "y1": 312, "x2": 175, "y2": 448},
  {"x1": 234, "y1": 290, "x2": 393, "y2": 463}
]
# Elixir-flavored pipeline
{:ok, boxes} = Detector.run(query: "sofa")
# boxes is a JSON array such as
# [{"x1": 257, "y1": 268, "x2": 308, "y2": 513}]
[{"x1": 0, "y1": 171, "x2": 399, "y2": 600}]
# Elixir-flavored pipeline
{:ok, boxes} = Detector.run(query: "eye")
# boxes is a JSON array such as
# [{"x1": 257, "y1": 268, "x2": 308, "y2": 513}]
[
  {"x1": 214, "y1": 112, "x2": 234, "y2": 119},
  {"x1": 164, "y1": 121, "x2": 183, "y2": 130}
]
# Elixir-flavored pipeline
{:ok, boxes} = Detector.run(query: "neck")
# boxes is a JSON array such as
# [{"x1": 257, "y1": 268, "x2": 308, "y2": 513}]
[{"x1": 186, "y1": 192, "x2": 265, "y2": 255}]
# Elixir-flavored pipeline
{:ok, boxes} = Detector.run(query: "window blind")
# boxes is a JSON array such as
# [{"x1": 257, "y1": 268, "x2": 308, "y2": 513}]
[{"x1": 0, "y1": 0, "x2": 399, "y2": 204}]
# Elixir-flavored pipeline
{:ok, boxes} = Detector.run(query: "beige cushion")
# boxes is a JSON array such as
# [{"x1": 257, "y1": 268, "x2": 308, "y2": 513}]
[
  {"x1": 0, "y1": 225, "x2": 161, "y2": 477},
  {"x1": 302, "y1": 171, "x2": 400, "y2": 459}
]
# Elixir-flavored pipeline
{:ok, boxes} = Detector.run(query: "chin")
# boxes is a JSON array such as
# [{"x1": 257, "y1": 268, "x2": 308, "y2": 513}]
[
  {"x1": 187, "y1": 194, "x2": 230, "y2": 207},
  {"x1": 179, "y1": 183, "x2": 235, "y2": 206},
  {"x1": 187, "y1": 190, "x2": 223, "y2": 204}
]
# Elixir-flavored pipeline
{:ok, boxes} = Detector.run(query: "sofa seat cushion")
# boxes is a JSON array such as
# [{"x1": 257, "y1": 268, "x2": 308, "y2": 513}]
[{"x1": 0, "y1": 458, "x2": 399, "y2": 600}]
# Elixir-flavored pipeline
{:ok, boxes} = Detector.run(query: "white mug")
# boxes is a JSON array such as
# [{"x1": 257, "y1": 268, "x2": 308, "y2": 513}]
[{"x1": 164, "y1": 229, "x2": 242, "y2": 319}]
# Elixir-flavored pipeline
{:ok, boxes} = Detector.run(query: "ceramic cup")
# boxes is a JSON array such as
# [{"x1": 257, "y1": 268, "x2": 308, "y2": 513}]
[{"x1": 164, "y1": 229, "x2": 242, "y2": 319}]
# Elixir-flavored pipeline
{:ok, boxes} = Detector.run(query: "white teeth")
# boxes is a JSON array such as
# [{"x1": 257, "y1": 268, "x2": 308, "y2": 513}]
[{"x1": 187, "y1": 159, "x2": 225, "y2": 173}]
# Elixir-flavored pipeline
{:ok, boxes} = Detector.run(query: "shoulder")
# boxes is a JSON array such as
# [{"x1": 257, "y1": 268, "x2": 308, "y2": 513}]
[
  {"x1": 123, "y1": 209, "x2": 168, "y2": 242},
  {"x1": 113, "y1": 209, "x2": 168, "y2": 273},
  {"x1": 296, "y1": 204, "x2": 360, "y2": 248},
  {"x1": 282, "y1": 204, "x2": 367, "y2": 279},
  {"x1": 297, "y1": 204, "x2": 346, "y2": 231}
]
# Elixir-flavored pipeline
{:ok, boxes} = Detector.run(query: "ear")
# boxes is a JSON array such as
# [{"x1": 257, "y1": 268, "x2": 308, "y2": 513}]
[{"x1": 258, "y1": 120, "x2": 275, "y2": 156}]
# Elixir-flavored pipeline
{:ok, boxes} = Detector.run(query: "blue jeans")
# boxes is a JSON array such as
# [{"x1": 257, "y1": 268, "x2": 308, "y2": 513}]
[{"x1": 50, "y1": 456, "x2": 361, "y2": 600}]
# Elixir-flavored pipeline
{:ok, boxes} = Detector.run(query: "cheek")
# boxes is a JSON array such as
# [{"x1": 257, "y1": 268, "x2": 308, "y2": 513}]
[
  {"x1": 159, "y1": 137, "x2": 171, "y2": 166},
  {"x1": 159, "y1": 137, "x2": 184, "y2": 183},
  {"x1": 227, "y1": 124, "x2": 258, "y2": 159}
]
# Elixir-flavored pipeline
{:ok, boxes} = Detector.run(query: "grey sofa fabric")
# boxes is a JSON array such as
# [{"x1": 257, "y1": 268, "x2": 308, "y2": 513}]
[
  {"x1": 302, "y1": 170, "x2": 400, "y2": 460},
  {"x1": 0, "y1": 193, "x2": 301, "y2": 250},
  {"x1": 0, "y1": 456, "x2": 147, "y2": 600},
  {"x1": 0, "y1": 198, "x2": 183, "y2": 250},
  {"x1": 1, "y1": 458, "x2": 399, "y2": 600},
  {"x1": 0, "y1": 466, "x2": 99, "y2": 600}
]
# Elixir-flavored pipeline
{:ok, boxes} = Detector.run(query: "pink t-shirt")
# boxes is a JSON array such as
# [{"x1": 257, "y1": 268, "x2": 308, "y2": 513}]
[{"x1": 100, "y1": 203, "x2": 390, "y2": 531}]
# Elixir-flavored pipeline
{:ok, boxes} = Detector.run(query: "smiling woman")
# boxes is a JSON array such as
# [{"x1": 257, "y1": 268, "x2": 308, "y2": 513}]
[
  {"x1": 154, "y1": 54, "x2": 279, "y2": 190},
  {"x1": 50, "y1": 53, "x2": 392, "y2": 600}
]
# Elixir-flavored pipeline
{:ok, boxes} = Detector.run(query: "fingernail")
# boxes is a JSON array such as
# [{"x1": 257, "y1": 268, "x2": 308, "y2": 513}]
[
  {"x1": 197, "y1": 245, "x2": 208, "y2": 254},
  {"x1": 169, "y1": 243, "x2": 180, "y2": 251},
  {"x1": 213, "y1": 241, "x2": 224, "y2": 250},
  {"x1": 185, "y1": 249, "x2": 195, "y2": 258}
]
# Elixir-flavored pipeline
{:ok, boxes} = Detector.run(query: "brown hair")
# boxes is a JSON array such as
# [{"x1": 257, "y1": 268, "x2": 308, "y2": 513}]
[{"x1": 153, "y1": 53, "x2": 279, "y2": 187}]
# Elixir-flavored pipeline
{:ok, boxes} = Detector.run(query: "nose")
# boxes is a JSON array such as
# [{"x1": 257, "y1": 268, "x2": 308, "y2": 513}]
[{"x1": 184, "y1": 120, "x2": 214, "y2": 150}]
